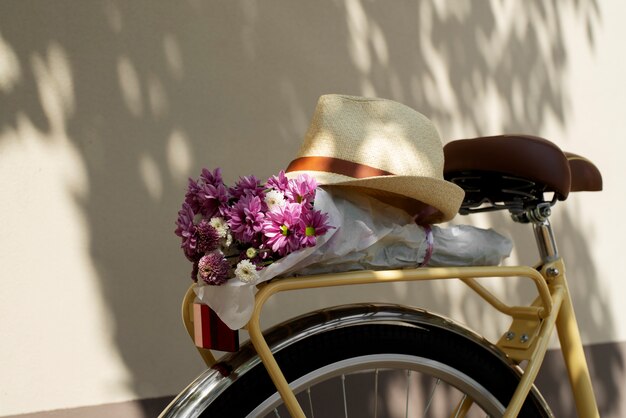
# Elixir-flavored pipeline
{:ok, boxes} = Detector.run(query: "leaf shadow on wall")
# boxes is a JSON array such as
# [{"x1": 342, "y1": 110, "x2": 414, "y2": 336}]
[{"x1": 0, "y1": 0, "x2": 617, "y2": 417}]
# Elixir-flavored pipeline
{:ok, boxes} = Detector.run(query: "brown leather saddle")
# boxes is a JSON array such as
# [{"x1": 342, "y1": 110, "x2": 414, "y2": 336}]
[{"x1": 443, "y1": 135, "x2": 602, "y2": 214}]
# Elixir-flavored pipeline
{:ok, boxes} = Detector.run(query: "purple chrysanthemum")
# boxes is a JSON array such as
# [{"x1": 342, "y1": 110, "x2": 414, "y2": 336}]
[
  {"x1": 197, "y1": 182, "x2": 229, "y2": 219},
  {"x1": 184, "y1": 178, "x2": 203, "y2": 214},
  {"x1": 227, "y1": 193, "x2": 265, "y2": 243},
  {"x1": 197, "y1": 252, "x2": 230, "y2": 285},
  {"x1": 266, "y1": 170, "x2": 290, "y2": 193},
  {"x1": 195, "y1": 219, "x2": 220, "y2": 253},
  {"x1": 200, "y1": 167, "x2": 223, "y2": 188},
  {"x1": 286, "y1": 174, "x2": 318, "y2": 207},
  {"x1": 229, "y1": 175, "x2": 265, "y2": 200},
  {"x1": 185, "y1": 168, "x2": 229, "y2": 218},
  {"x1": 263, "y1": 202, "x2": 303, "y2": 256},
  {"x1": 175, "y1": 202, "x2": 198, "y2": 261},
  {"x1": 298, "y1": 208, "x2": 331, "y2": 247}
]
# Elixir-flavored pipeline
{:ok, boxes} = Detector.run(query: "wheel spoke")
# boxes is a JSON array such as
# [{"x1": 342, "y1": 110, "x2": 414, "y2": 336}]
[
  {"x1": 374, "y1": 369, "x2": 379, "y2": 418},
  {"x1": 405, "y1": 370, "x2": 411, "y2": 418},
  {"x1": 341, "y1": 374, "x2": 348, "y2": 418},
  {"x1": 452, "y1": 394, "x2": 467, "y2": 418},
  {"x1": 307, "y1": 387, "x2": 315, "y2": 418},
  {"x1": 422, "y1": 378, "x2": 441, "y2": 417}
]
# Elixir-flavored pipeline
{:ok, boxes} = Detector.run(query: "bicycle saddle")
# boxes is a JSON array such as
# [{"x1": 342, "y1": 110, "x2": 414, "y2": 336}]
[{"x1": 443, "y1": 134, "x2": 602, "y2": 212}]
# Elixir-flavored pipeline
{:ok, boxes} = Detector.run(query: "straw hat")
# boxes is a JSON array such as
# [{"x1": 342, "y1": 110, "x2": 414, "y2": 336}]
[{"x1": 285, "y1": 94, "x2": 464, "y2": 223}]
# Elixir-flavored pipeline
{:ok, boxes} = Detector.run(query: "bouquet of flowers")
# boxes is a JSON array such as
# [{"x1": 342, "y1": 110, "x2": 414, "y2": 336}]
[{"x1": 174, "y1": 168, "x2": 333, "y2": 286}]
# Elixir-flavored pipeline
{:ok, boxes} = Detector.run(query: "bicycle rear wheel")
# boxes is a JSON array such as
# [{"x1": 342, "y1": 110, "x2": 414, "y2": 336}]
[{"x1": 202, "y1": 319, "x2": 552, "y2": 417}]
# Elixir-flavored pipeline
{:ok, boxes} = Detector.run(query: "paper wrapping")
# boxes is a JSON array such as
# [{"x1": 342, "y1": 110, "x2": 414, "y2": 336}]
[{"x1": 195, "y1": 188, "x2": 512, "y2": 330}]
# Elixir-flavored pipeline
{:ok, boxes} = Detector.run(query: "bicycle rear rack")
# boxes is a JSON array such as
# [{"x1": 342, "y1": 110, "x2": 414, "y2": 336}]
[
  {"x1": 176, "y1": 193, "x2": 598, "y2": 417},
  {"x1": 177, "y1": 258, "x2": 598, "y2": 417}
]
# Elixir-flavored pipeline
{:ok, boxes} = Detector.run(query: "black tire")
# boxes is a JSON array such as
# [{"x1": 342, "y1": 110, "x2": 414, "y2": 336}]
[{"x1": 202, "y1": 323, "x2": 550, "y2": 417}]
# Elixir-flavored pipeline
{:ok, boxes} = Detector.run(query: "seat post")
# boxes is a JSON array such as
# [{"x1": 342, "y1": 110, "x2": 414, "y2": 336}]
[
  {"x1": 533, "y1": 218, "x2": 559, "y2": 263},
  {"x1": 511, "y1": 202, "x2": 560, "y2": 263}
]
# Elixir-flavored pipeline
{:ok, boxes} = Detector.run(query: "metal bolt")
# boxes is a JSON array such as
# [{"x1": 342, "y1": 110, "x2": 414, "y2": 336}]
[
  {"x1": 520, "y1": 334, "x2": 529, "y2": 343},
  {"x1": 505, "y1": 331, "x2": 515, "y2": 341},
  {"x1": 546, "y1": 267, "x2": 560, "y2": 277}
]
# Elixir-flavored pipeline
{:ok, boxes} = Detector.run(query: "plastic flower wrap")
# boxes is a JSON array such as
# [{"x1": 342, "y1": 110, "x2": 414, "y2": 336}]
[{"x1": 175, "y1": 168, "x2": 333, "y2": 286}]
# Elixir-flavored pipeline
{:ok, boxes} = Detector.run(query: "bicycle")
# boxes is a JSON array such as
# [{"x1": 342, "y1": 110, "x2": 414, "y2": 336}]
[{"x1": 160, "y1": 133, "x2": 602, "y2": 418}]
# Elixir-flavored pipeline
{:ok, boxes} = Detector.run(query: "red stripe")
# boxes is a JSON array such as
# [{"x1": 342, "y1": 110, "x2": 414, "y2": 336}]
[{"x1": 194, "y1": 303, "x2": 239, "y2": 352}]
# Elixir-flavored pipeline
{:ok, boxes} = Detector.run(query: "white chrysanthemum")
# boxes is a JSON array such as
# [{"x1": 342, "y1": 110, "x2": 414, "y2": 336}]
[
  {"x1": 209, "y1": 216, "x2": 229, "y2": 238},
  {"x1": 224, "y1": 232, "x2": 233, "y2": 247},
  {"x1": 265, "y1": 190, "x2": 286, "y2": 211},
  {"x1": 235, "y1": 259, "x2": 260, "y2": 283}
]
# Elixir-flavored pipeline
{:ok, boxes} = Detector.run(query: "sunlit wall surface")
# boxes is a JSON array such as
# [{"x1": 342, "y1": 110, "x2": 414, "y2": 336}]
[{"x1": 0, "y1": 1, "x2": 624, "y2": 416}]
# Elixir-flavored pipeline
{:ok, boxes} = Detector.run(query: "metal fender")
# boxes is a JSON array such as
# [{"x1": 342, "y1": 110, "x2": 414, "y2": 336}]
[{"x1": 159, "y1": 303, "x2": 551, "y2": 417}]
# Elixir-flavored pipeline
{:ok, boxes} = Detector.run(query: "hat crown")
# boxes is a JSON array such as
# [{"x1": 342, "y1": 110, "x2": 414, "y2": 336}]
[
  {"x1": 298, "y1": 94, "x2": 444, "y2": 179},
  {"x1": 287, "y1": 94, "x2": 464, "y2": 223}
]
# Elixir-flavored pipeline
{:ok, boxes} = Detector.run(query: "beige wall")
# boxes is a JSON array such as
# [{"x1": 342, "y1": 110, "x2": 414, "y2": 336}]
[{"x1": 1, "y1": 0, "x2": 624, "y2": 416}]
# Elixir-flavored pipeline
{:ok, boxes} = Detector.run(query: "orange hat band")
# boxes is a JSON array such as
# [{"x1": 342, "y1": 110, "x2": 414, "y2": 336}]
[{"x1": 286, "y1": 156, "x2": 393, "y2": 179}]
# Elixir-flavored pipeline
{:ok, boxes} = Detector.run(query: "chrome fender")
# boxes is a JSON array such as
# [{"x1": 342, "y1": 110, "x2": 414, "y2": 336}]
[{"x1": 159, "y1": 303, "x2": 551, "y2": 417}]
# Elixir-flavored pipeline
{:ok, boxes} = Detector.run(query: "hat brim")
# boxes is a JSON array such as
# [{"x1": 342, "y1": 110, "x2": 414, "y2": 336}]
[{"x1": 286, "y1": 171, "x2": 465, "y2": 223}]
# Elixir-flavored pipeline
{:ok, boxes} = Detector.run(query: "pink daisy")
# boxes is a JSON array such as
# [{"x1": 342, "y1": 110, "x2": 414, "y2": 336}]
[
  {"x1": 263, "y1": 203, "x2": 303, "y2": 256},
  {"x1": 298, "y1": 208, "x2": 331, "y2": 248},
  {"x1": 286, "y1": 174, "x2": 318, "y2": 207}
]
